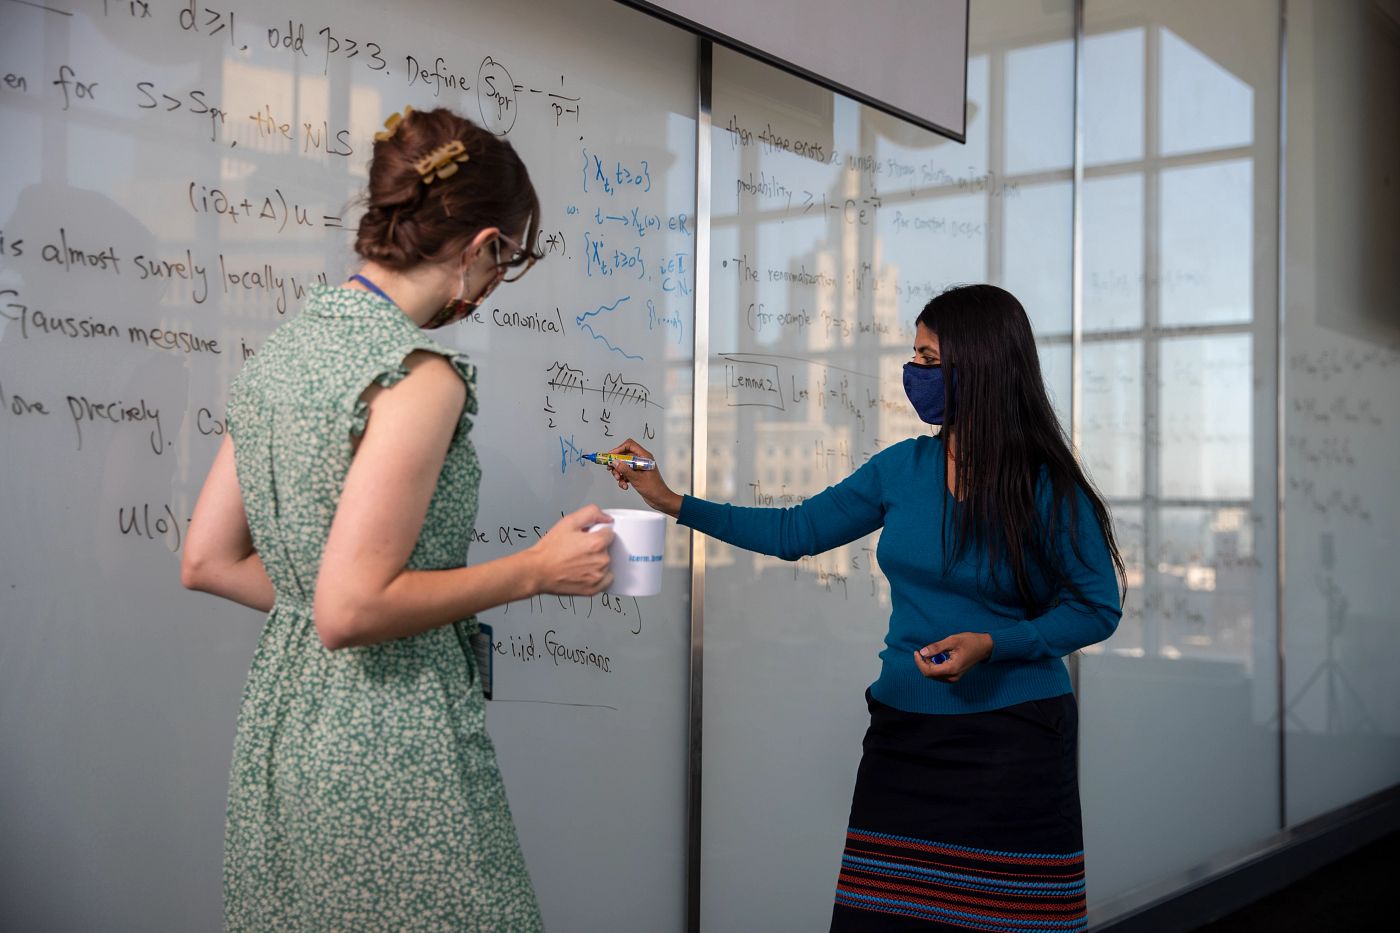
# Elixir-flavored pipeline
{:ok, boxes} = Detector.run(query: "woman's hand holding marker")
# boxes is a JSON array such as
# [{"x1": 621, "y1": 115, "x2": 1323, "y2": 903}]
[
  {"x1": 604, "y1": 439, "x2": 683, "y2": 518},
  {"x1": 580, "y1": 452, "x2": 655, "y2": 470},
  {"x1": 913, "y1": 632, "x2": 994, "y2": 683}
]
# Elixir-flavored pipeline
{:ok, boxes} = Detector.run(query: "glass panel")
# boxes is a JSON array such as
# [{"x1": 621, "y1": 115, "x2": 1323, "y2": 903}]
[
  {"x1": 1081, "y1": 340, "x2": 1144, "y2": 499},
  {"x1": 1084, "y1": 28, "x2": 1145, "y2": 166},
  {"x1": 1159, "y1": 27, "x2": 1255, "y2": 157},
  {"x1": 1159, "y1": 159, "x2": 1255, "y2": 327},
  {"x1": 1004, "y1": 181, "x2": 1072, "y2": 337},
  {"x1": 706, "y1": 47, "x2": 946, "y2": 932},
  {"x1": 1283, "y1": 0, "x2": 1400, "y2": 827},
  {"x1": 876, "y1": 52, "x2": 993, "y2": 294},
  {"x1": 703, "y1": 1, "x2": 1076, "y2": 923},
  {"x1": 1159, "y1": 334, "x2": 1253, "y2": 500},
  {"x1": 883, "y1": 191, "x2": 990, "y2": 294},
  {"x1": 1004, "y1": 39, "x2": 1074, "y2": 174},
  {"x1": 1083, "y1": 173, "x2": 1146, "y2": 332},
  {"x1": 1079, "y1": 0, "x2": 1279, "y2": 914},
  {"x1": 1153, "y1": 506, "x2": 1261, "y2": 664}
]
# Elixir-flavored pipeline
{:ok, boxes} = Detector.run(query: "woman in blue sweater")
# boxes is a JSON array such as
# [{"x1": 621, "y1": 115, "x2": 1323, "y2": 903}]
[{"x1": 608, "y1": 284, "x2": 1124, "y2": 931}]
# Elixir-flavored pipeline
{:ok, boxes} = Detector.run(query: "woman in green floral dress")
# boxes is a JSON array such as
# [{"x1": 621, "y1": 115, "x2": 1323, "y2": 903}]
[{"x1": 182, "y1": 107, "x2": 615, "y2": 931}]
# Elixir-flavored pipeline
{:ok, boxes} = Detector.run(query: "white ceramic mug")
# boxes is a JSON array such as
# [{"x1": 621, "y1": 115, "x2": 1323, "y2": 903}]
[{"x1": 589, "y1": 508, "x2": 666, "y2": 596}]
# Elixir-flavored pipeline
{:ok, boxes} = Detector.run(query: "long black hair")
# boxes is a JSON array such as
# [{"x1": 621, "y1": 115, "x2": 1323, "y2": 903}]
[{"x1": 919, "y1": 284, "x2": 1124, "y2": 613}]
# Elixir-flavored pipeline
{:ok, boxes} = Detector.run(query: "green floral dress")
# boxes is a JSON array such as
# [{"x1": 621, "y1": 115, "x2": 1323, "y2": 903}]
[{"x1": 223, "y1": 285, "x2": 542, "y2": 932}]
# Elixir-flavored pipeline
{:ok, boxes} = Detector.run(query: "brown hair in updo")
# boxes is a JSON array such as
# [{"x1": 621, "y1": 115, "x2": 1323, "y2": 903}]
[{"x1": 355, "y1": 107, "x2": 542, "y2": 270}]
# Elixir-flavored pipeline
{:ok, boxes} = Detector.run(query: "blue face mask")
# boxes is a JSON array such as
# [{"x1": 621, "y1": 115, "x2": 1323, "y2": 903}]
[{"x1": 903, "y1": 362, "x2": 949, "y2": 425}]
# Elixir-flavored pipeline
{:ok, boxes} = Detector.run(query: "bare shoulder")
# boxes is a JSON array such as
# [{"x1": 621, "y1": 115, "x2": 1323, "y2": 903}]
[
  {"x1": 367, "y1": 351, "x2": 466, "y2": 416},
  {"x1": 406, "y1": 349, "x2": 467, "y2": 390}
]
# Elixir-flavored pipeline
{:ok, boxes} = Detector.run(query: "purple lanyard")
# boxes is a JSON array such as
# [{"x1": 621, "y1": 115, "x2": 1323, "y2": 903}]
[{"x1": 349, "y1": 274, "x2": 397, "y2": 308}]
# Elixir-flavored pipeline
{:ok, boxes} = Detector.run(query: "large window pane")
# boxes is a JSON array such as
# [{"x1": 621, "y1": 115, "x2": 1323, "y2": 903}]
[
  {"x1": 1084, "y1": 28, "x2": 1145, "y2": 166},
  {"x1": 1159, "y1": 160, "x2": 1254, "y2": 327},
  {"x1": 1080, "y1": 1, "x2": 1279, "y2": 916},
  {"x1": 1084, "y1": 173, "x2": 1146, "y2": 331},
  {"x1": 702, "y1": 4, "x2": 1078, "y2": 925},
  {"x1": 1004, "y1": 181, "x2": 1072, "y2": 336},
  {"x1": 1159, "y1": 334, "x2": 1253, "y2": 500},
  {"x1": 1005, "y1": 40, "x2": 1074, "y2": 174},
  {"x1": 1159, "y1": 27, "x2": 1255, "y2": 157},
  {"x1": 1082, "y1": 340, "x2": 1144, "y2": 498},
  {"x1": 1154, "y1": 506, "x2": 1260, "y2": 665}
]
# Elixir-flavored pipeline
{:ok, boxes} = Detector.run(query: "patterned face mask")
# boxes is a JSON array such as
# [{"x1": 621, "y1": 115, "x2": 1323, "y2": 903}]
[
  {"x1": 422, "y1": 236, "x2": 520, "y2": 330},
  {"x1": 423, "y1": 266, "x2": 482, "y2": 330}
]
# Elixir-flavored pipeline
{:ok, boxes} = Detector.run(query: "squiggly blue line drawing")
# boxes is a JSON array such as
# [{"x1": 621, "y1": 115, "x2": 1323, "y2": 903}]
[
  {"x1": 576, "y1": 295, "x2": 630, "y2": 322},
  {"x1": 578, "y1": 323, "x2": 644, "y2": 360},
  {"x1": 575, "y1": 297, "x2": 644, "y2": 360}
]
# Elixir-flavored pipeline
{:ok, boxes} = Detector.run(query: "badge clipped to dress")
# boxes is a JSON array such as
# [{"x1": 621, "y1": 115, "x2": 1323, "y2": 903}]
[{"x1": 470, "y1": 622, "x2": 494, "y2": 701}]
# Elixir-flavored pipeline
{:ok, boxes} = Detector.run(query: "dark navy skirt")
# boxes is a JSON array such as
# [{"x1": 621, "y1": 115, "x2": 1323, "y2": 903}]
[{"x1": 831, "y1": 690, "x2": 1086, "y2": 932}]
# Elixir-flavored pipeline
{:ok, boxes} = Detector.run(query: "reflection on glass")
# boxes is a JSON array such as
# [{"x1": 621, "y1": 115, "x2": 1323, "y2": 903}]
[
  {"x1": 1159, "y1": 160, "x2": 1254, "y2": 327},
  {"x1": 1083, "y1": 29, "x2": 1145, "y2": 166},
  {"x1": 874, "y1": 52, "x2": 990, "y2": 295},
  {"x1": 1081, "y1": 340, "x2": 1143, "y2": 498},
  {"x1": 1159, "y1": 27, "x2": 1254, "y2": 157},
  {"x1": 1083, "y1": 174, "x2": 1145, "y2": 331},
  {"x1": 1152, "y1": 507, "x2": 1259, "y2": 665},
  {"x1": 879, "y1": 193, "x2": 988, "y2": 291},
  {"x1": 1159, "y1": 334, "x2": 1253, "y2": 500},
  {"x1": 1004, "y1": 40, "x2": 1074, "y2": 174},
  {"x1": 703, "y1": 23, "x2": 1083, "y2": 922},
  {"x1": 1070, "y1": 1, "x2": 1279, "y2": 910},
  {"x1": 1003, "y1": 182, "x2": 1071, "y2": 336}
]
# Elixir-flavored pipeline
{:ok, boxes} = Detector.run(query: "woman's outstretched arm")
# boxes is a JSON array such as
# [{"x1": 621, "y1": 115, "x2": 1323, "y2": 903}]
[{"x1": 605, "y1": 437, "x2": 887, "y2": 560}]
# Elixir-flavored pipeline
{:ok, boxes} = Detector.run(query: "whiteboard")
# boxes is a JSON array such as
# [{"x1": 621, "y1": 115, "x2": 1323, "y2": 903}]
[
  {"x1": 0, "y1": 1, "x2": 695, "y2": 930},
  {"x1": 700, "y1": 45, "x2": 1001, "y2": 932}
]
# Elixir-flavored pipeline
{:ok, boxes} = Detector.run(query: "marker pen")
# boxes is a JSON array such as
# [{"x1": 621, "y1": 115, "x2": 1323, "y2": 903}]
[{"x1": 580, "y1": 452, "x2": 657, "y2": 471}]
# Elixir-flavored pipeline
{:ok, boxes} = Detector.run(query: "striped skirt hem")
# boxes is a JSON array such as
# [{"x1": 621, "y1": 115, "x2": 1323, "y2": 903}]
[{"x1": 834, "y1": 828, "x2": 1087, "y2": 932}]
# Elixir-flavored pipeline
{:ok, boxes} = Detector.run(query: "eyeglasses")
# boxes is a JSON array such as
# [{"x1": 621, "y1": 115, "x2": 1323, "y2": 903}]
[{"x1": 493, "y1": 231, "x2": 536, "y2": 283}]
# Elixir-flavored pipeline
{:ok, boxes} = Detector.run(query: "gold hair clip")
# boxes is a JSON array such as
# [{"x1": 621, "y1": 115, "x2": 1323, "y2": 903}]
[
  {"x1": 373, "y1": 105, "x2": 414, "y2": 143},
  {"x1": 414, "y1": 139, "x2": 470, "y2": 183}
]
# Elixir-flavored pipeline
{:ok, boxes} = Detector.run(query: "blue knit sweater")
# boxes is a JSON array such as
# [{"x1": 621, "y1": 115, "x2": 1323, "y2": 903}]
[{"x1": 677, "y1": 435, "x2": 1122, "y2": 714}]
